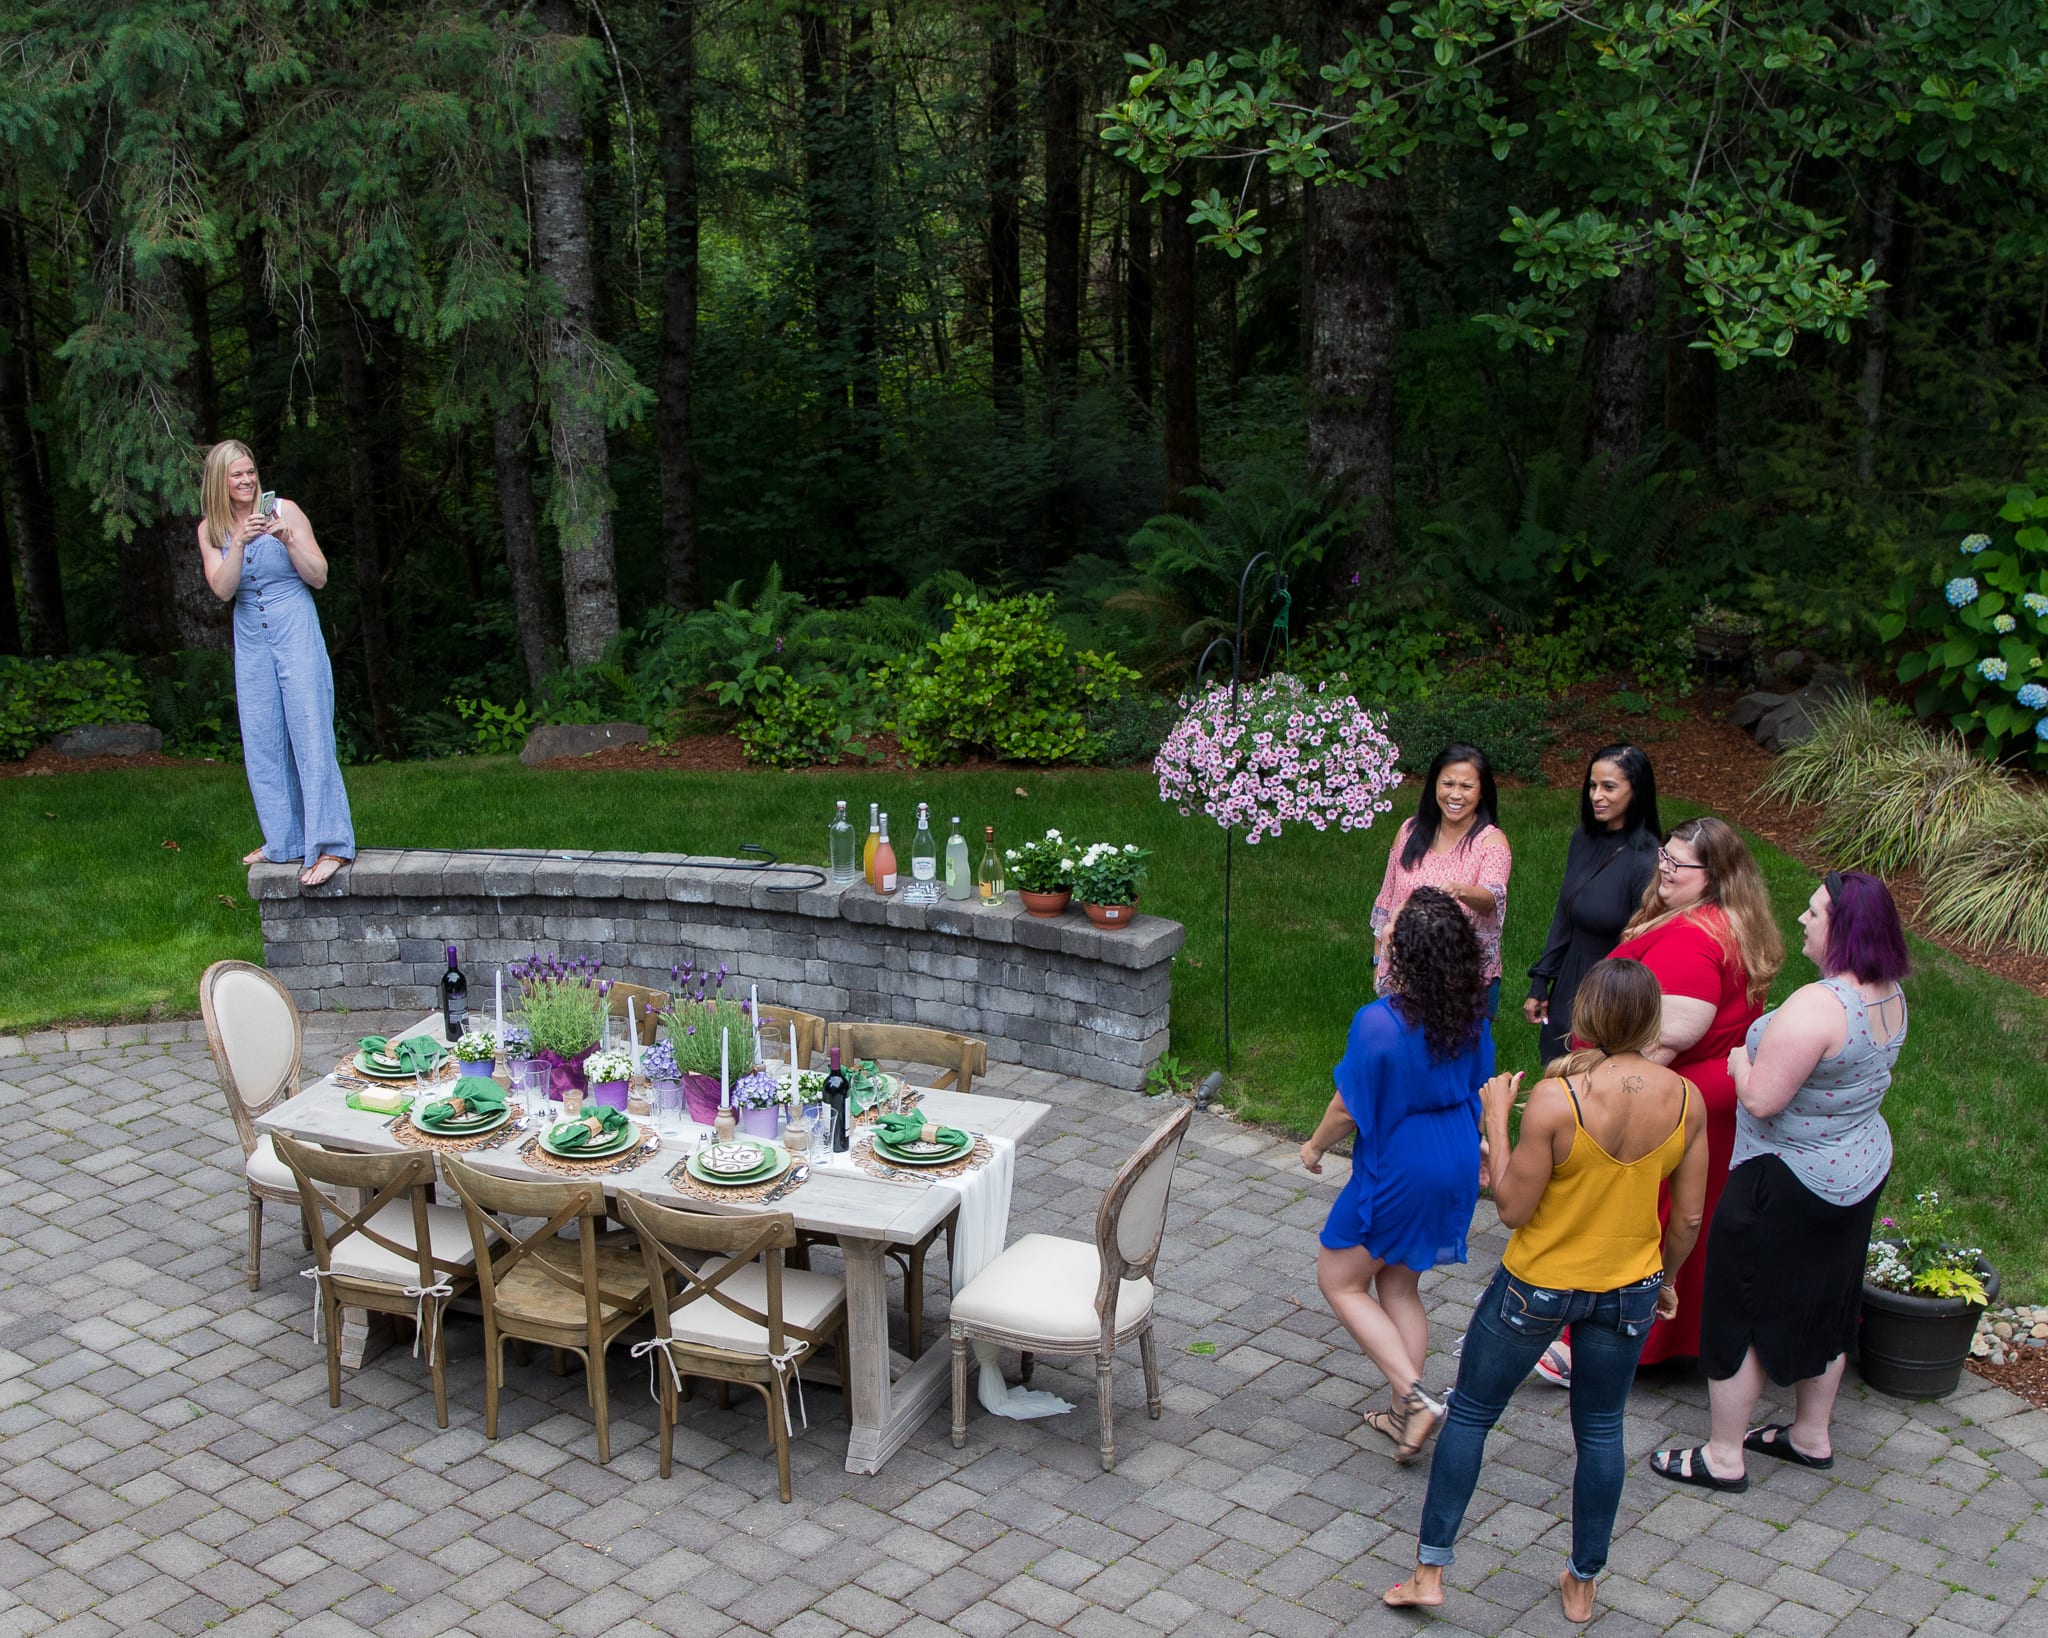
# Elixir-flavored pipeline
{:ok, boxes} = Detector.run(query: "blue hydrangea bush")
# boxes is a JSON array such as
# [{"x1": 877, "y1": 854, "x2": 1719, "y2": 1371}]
[{"x1": 1882, "y1": 485, "x2": 2048, "y2": 766}]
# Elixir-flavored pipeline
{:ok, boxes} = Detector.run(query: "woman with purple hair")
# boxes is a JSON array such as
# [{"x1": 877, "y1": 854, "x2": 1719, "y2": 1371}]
[{"x1": 1651, "y1": 870, "x2": 1910, "y2": 1490}]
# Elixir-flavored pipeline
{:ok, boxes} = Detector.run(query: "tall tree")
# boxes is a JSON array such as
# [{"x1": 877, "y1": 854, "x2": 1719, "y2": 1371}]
[
  {"x1": 0, "y1": 206, "x2": 65, "y2": 654},
  {"x1": 493, "y1": 403, "x2": 555, "y2": 693},
  {"x1": 657, "y1": 0, "x2": 701, "y2": 610},
  {"x1": 1038, "y1": 0, "x2": 1082, "y2": 411},
  {"x1": 336, "y1": 307, "x2": 401, "y2": 757},
  {"x1": 1580, "y1": 255, "x2": 1656, "y2": 471},
  {"x1": 533, "y1": 0, "x2": 623, "y2": 666},
  {"x1": 987, "y1": 7, "x2": 1024, "y2": 421},
  {"x1": 1125, "y1": 171, "x2": 1153, "y2": 412},
  {"x1": 1157, "y1": 192, "x2": 1199, "y2": 512}
]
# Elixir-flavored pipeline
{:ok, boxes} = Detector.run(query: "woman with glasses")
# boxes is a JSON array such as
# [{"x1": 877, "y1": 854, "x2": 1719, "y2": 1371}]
[
  {"x1": 1525, "y1": 746, "x2": 1662, "y2": 1065},
  {"x1": 1651, "y1": 871, "x2": 1908, "y2": 1491},
  {"x1": 1597, "y1": 816, "x2": 1782, "y2": 1372}
]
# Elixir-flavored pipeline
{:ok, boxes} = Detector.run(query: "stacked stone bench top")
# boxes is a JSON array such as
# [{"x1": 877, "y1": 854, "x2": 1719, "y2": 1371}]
[{"x1": 250, "y1": 850, "x2": 1185, "y2": 1090}]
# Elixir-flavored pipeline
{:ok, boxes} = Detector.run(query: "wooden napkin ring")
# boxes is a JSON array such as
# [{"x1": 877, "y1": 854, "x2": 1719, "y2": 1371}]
[{"x1": 919, "y1": 1121, "x2": 938, "y2": 1145}]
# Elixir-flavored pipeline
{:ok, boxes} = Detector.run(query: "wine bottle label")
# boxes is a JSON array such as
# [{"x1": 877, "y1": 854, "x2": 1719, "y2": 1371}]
[
  {"x1": 979, "y1": 882, "x2": 992, "y2": 899},
  {"x1": 912, "y1": 859, "x2": 935, "y2": 880}
]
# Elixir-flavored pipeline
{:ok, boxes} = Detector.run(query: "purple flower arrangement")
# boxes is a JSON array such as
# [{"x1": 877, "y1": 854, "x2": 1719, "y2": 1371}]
[{"x1": 1155, "y1": 672, "x2": 1402, "y2": 845}]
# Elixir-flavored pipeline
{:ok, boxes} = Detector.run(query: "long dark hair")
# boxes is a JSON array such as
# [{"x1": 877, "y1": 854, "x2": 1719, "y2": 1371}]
[
  {"x1": 1387, "y1": 887, "x2": 1489, "y2": 1062},
  {"x1": 1401, "y1": 743, "x2": 1500, "y2": 869},
  {"x1": 1579, "y1": 743, "x2": 1661, "y2": 839}
]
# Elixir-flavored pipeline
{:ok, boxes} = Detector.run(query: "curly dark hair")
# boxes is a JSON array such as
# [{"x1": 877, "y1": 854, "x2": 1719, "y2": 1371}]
[{"x1": 1387, "y1": 886, "x2": 1490, "y2": 1062}]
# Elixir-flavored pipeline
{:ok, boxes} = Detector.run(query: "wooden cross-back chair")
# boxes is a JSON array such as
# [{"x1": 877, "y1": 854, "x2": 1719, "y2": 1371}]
[
  {"x1": 604, "y1": 982, "x2": 669, "y2": 1023},
  {"x1": 755, "y1": 1006, "x2": 827, "y2": 1071},
  {"x1": 614, "y1": 1193, "x2": 847, "y2": 1503},
  {"x1": 808, "y1": 1022, "x2": 988, "y2": 1357},
  {"x1": 199, "y1": 959, "x2": 310, "y2": 1289},
  {"x1": 441, "y1": 1156, "x2": 654, "y2": 1465},
  {"x1": 272, "y1": 1134, "x2": 482, "y2": 1429},
  {"x1": 949, "y1": 1103, "x2": 1192, "y2": 1471}
]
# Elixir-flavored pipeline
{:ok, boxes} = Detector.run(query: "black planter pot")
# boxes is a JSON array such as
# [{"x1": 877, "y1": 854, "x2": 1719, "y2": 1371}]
[{"x1": 1858, "y1": 1256, "x2": 2000, "y2": 1400}]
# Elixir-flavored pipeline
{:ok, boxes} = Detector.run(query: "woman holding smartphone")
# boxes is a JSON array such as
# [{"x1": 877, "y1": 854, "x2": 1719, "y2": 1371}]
[{"x1": 196, "y1": 440, "x2": 355, "y2": 888}]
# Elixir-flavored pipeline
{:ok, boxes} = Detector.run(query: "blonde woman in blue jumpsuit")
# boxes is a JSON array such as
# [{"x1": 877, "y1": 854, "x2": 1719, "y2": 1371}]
[{"x1": 196, "y1": 441, "x2": 355, "y2": 888}]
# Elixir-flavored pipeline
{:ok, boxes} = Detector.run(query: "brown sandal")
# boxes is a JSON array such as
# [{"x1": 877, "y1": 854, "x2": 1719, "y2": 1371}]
[
  {"x1": 242, "y1": 847, "x2": 268, "y2": 866},
  {"x1": 299, "y1": 854, "x2": 349, "y2": 888},
  {"x1": 1393, "y1": 1387, "x2": 1443, "y2": 1465}
]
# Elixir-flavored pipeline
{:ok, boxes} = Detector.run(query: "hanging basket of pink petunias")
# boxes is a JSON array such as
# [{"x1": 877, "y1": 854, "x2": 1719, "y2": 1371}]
[{"x1": 1155, "y1": 671, "x2": 1402, "y2": 843}]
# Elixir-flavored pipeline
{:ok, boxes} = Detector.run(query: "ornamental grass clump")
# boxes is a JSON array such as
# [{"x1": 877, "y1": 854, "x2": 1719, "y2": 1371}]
[
  {"x1": 1155, "y1": 671, "x2": 1401, "y2": 843},
  {"x1": 653, "y1": 958, "x2": 751, "y2": 1075},
  {"x1": 1921, "y1": 796, "x2": 2048, "y2": 956},
  {"x1": 510, "y1": 952, "x2": 608, "y2": 1059},
  {"x1": 1867, "y1": 1189, "x2": 1991, "y2": 1306},
  {"x1": 1806, "y1": 720, "x2": 2020, "y2": 875},
  {"x1": 1758, "y1": 693, "x2": 1922, "y2": 812}
]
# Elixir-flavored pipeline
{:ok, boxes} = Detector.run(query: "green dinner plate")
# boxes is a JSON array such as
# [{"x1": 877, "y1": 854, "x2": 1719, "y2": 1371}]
[
  {"x1": 871, "y1": 1131, "x2": 974, "y2": 1166},
  {"x1": 686, "y1": 1145, "x2": 793, "y2": 1188},
  {"x1": 353, "y1": 1051, "x2": 421, "y2": 1081},
  {"x1": 410, "y1": 1104, "x2": 511, "y2": 1138},
  {"x1": 540, "y1": 1121, "x2": 640, "y2": 1160}
]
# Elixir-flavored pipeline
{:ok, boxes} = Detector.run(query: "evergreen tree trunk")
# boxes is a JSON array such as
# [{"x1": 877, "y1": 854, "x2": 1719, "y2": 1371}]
[
  {"x1": 0, "y1": 497, "x2": 19, "y2": 655},
  {"x1": 120, "y1": 521, "x2": 180, "y2": 659},
  {"x1": 845, "y1": 4, "x2": 881, "y2": 464},
  {"x1": 337, "y1": 312, "x2": 401, "y2": 758},
  {"x1": 987, "y1": 12, "x2": 1024, "y2": 422},
  {"x1": 657, "y1": 0, "x2": 701, "y2": 611},
  {"x1": 236, "y1": 230, "x2": 288, "y2": 453},
  {"x1": 0, "y1": 208, "x2": 65, "y2": 655},
  {"x1": 1308, "y1": 0, "x2": 1400, "y2": 590},
  {"x1": 1581, "y1": 253, "x2": 1657, "y2": 470},
  {"x1": 1126, "y1": 171, "x2": 1153, "y2": 413},
  {"x1": 534, "y1": 0, "x2": 620, "y2": 668},
  {"x1": 798, "y1": 6, "x2": 844, "y2": 371},
  {"x1": 1663, "y1": 248, "x2": 1718, "y2": 458},
  {"x1": 1856, "y1": 166, "x2": 1900, "y2": 486},
  {"x1": 1039, "y1": 0, "x2": 1081, "y2": 413},
  {"x1": 1158, "y1": 196, "x2": 1201, "y2": 513},
  {"x1": 172, "y1": 261, "x2": 231, "y2": 651},
  {"x1": 493, "y1": 405, "x2": 555, "y2": 694}
]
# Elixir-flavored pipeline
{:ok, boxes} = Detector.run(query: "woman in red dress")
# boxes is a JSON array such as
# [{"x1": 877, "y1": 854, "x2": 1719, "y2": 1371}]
[{"x1": 1538, "y1": 816, "x2": 1783, "y2": 1384}]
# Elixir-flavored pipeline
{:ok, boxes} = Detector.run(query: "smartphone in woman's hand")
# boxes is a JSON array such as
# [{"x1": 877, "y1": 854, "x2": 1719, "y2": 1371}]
[{"x1": 257, "y1": 490, "x2": 277, "y2": 518}]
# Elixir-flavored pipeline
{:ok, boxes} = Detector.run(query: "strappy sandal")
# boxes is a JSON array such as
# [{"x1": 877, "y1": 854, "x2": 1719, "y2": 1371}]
[
  {"x1": 299, "y1": 854, "x2": 349, "y2": 888},
  {"x1": 1360, "y1": 1406, "x2": 1404, "y2": 1445},
  {"x1": 1649, "y1": 1444, "x2": 1748, "y2": 1492},
  {"x1": 1744, "y1": 1423, "x2": 1833, "y2": 1469},
  {"x1": 1392, "y1": 1387, "x2": 1443, "y2": 1465}
]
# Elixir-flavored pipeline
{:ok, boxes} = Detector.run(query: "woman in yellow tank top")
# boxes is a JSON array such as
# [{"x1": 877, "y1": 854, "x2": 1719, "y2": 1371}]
[{"x1": 1385, "y1": 960, "x2": 1709, "y2": 1626}]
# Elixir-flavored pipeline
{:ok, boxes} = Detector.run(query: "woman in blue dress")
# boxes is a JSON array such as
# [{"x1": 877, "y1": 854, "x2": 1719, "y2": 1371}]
[
  {"x1": 196, "y1": 441, "x2": 355, "y2": 888},
  {"x1": 1302, "y1": 886, "x2": 1494, "y2": 1464}
]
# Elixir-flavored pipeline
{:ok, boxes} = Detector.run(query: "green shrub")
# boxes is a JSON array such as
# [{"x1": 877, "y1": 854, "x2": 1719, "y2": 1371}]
[
  {"x1": 1298, "y1": 613, "x2": 1448, "y2": 703},
  {"x1": 0, "y1": 655, "x2": 152, "y2": 760},
  {"x1": 141, "y1": 649, "x2": 240, "y2": 759},
  {"x1": 451, "y1": 695, "x2": 535, "y2": 756},
  {"x1": 1880, "y1": 485, "x2": 2048, "y2": 767},
  {"x1": 1083, "y1": 693, "x2": 1183, "y2": 766},
  {"x1": 728, "y1": 668, "x2": 860, "y2": 769},
  {"x1": 880, "y1": 592, "x2": 1137, "y2": 765},
  {"x1": 1382, "y1": 690, "x2": 1556, "y2": 783}
]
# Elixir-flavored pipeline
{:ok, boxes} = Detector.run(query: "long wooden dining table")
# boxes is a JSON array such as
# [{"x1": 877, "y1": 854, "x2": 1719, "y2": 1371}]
[{"x1": 256, "y1": 1017, "x2": 1051, "y2": 1474}]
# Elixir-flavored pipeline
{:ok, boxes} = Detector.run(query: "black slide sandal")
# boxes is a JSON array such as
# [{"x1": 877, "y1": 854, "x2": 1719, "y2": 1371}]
[
  {"x1": 1744, "y1": 1424, "x2": 1833, "y2": 1469},
  {"x1": 1649, "y1": 1445, "x2": 1749, "y2": 1492}
]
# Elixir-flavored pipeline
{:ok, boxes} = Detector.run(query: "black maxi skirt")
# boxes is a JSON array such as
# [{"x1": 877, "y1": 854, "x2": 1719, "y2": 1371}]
[{"x1": 1699, "y1": 1153, "x2": 1888, "y2": 1386}]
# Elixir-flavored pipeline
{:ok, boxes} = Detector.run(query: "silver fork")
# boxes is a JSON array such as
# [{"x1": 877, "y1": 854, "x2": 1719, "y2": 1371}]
[{"x1": 760, "y1": 1165, "x2": 810, "y2": 1204}]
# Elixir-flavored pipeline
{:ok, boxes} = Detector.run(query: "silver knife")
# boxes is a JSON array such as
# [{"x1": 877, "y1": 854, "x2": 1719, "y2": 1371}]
[{"x1": 761, "y1": 1165, "x2": 810, "y2": 1204}]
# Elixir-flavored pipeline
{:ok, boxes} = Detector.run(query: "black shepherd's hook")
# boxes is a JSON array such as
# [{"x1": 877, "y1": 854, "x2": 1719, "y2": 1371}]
[
  {"x1": 735, "y1": 843, "x2": 825, "y2": 893},
  {"x1": 1188, "y1": 554, "x2": 1288, "y2": 1074}
]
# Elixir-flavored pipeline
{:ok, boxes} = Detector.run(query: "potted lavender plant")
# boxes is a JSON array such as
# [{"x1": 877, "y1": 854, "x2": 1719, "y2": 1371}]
[
  {"x1": 511, "y1": 953, "x2": 609, "y2": 1101},
  {"x1": 655, "y1": 959, "x2": 751, "y2": 1124}
]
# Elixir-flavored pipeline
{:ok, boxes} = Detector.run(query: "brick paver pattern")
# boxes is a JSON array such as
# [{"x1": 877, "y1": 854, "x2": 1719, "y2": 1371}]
[{"x1": 3, "y1": 1015, "x2": 2046, "y2": 1637}]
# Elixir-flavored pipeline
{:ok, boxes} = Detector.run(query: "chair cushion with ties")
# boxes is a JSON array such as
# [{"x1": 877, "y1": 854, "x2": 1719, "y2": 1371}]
[
  {"x1": 949, "y1": 1233, "x2": 1156, "y2": 1348},
  {"x1": 667, "y1": 1255, "x2": 849, "y2": 1354}
]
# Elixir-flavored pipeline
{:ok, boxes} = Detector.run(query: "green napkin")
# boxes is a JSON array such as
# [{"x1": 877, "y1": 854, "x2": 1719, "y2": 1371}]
[
  {"x1": 870, "y1": 1110, "x2": 969, "y2": 1151},
  {"x1": 849, "y1": 1060, "x2": 894, "y2": 1114},
  {"x1": 422, "y1": 1085, "x2": 506, "y2": 1124},
  {"x1": 551, "y1": 1103, "x2": 628, "y2": 1150},
  {"x1": 361, "y1": 1035, "x2": 447, "y2": 1075}
]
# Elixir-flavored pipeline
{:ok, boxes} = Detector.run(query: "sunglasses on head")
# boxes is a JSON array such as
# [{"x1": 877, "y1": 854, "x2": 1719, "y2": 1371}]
[{"x1": 1824, "y1": 869, "x2": 1843, "y2": 906}]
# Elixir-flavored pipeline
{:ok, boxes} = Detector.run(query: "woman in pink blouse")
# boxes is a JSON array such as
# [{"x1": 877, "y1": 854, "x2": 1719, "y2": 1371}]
[{"x1": 1374, "y1": 744, "x2": 1513, "y2": 1020}]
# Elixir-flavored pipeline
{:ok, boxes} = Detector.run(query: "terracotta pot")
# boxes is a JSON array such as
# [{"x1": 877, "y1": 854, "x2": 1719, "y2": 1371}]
[
  {"x1": 590, "y1": 1079, "x2": 630, "y2": 1111},
  {"x1": 458, "y1": 1059, "x2": 497, "y2": 1079},
  {"x1": 1082, "y1": 898, "x2": 1139, "y2": 928},
  {"x1": 680, "y1": 1072, "x2": 723, "y2": 1124},
  {"x1": 1019, "y1": 888, "x2": 1072, "y2": 918},
  {"x1": 535, "y1": 1048, "x2": 591, "y2": 1103},
  {"x1": 738, "y1": 1105, "x2": 781, "y2": 1138}
]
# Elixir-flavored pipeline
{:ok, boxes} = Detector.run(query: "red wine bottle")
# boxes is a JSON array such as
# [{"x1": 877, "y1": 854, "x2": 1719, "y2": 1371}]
[
  {"x1": 822, "y1": 1045, "x2": 852, "y2": 1153},
  {"x1": 441, "y1": 945, "x2": 469, "y2": 1041}
]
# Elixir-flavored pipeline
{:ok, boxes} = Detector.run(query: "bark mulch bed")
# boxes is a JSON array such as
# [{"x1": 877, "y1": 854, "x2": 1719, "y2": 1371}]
[
  {"x1": 1967, "y1": 1350, "x2": 2048, "y2": 1411},
  {"x1": 0, "y1": 745, "x2": 213, "y2": 778}
]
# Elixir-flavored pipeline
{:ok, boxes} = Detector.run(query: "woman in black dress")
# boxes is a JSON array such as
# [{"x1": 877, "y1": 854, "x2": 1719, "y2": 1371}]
[{"x1": 1524, "y1": 745, "x2": 1661, "y2": 1064}]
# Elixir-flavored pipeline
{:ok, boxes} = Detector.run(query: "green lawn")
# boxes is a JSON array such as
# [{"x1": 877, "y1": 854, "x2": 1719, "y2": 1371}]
[{"x1": 6, "y1": 757, "x2": 2045, "y2": 1297}]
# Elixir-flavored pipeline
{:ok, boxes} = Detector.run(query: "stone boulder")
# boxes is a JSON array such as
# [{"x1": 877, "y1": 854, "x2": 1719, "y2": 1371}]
[
  {"x1": 50, "y1": 723, "x2": 163, "y2": 758},
  {"x1": 519, "y1": 722, "x2": 649, "y2": 766},
  {"x1": 1730, "y1": 691, "x2": 1790, "y2": 731},
  {"x1": 1754, "y1": 697, "x2": 1817, "y2": 753}
]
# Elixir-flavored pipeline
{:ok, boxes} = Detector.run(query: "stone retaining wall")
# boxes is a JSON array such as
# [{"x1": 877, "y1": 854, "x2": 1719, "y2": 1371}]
[{"x1": 250, "y1": 850, "x2": 1185, "y2": 1090}]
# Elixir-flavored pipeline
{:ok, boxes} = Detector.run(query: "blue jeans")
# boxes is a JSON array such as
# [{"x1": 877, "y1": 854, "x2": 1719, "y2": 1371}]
[{"x1": 1418, "y1": 1265, "x2": 1662, "y2": 1581}]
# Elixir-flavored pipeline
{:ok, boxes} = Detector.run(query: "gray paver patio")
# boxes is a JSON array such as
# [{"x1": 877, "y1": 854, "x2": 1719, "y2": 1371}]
[{"x1": 3, "y1": 1012, "x2": 2045, "y2": 1637}]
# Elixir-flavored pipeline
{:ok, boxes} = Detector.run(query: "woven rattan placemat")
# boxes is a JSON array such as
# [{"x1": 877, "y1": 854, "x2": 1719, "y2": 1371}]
[
  {"x1": 850, "y1": 1132, "x2": 992, "y2": 1181},
  {"x1": 661, "y1": 1154, "x2": 811, "y2": 1205}
]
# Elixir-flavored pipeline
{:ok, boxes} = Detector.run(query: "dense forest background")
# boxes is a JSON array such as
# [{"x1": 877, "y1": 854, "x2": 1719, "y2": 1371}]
[{"x1": 3, "y1": 1, "x2": 2046, "y2": 763}]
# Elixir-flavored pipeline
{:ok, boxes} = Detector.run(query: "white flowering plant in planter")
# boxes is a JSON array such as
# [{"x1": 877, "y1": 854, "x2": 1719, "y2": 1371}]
[
  {"x1": 453, "y1": 1029, "x2": 498, "y2": 1064},
  {"x1": 1866, "y1": 1189, "x2": 1990, "y2": 1305},
  {"x1": 1004, "y1": 828, "x2": 1076, "y2": 893},
  {"x1": 583, "y1": 1048, "x2": 635, "y2": 1086},
  {"x1": 1070, "y1": 842, "x2": 1151, "y2": 906}
]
